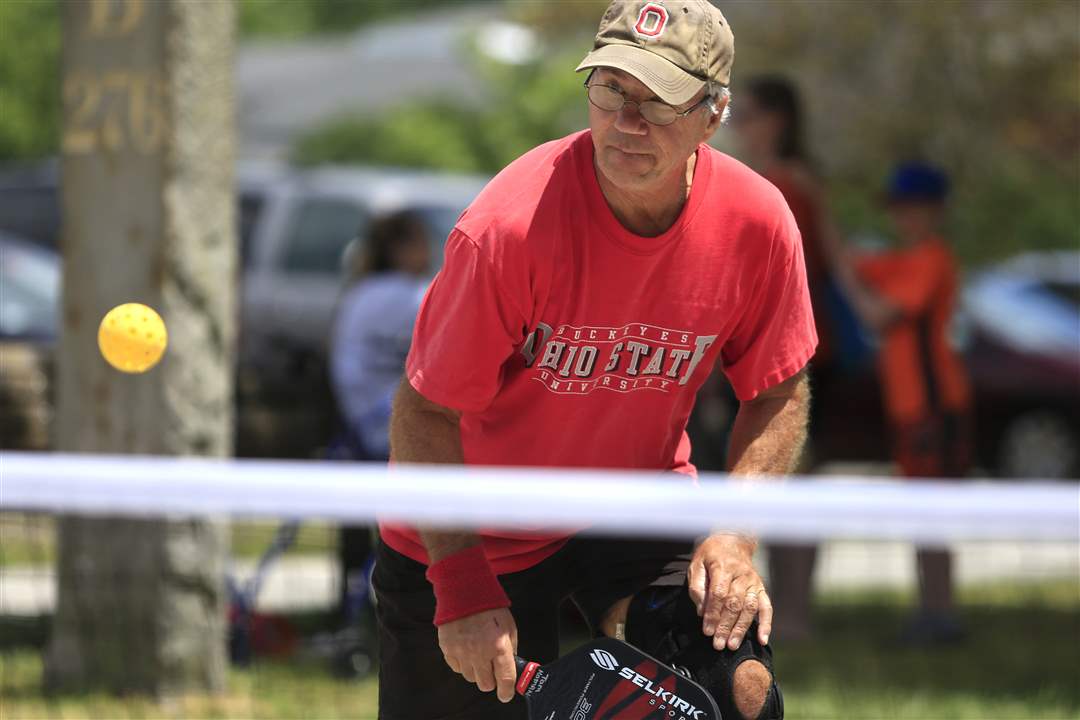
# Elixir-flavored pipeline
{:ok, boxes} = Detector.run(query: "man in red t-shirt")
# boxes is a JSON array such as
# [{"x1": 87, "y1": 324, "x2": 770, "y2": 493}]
[{"x1": 375, "y1": 2, "x2": 816, "y2": 718}]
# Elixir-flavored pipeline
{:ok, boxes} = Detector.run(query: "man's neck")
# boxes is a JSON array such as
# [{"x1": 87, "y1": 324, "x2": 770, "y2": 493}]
[{"x1": 595, "y1": 152, "x2": 697, "y2": 238}]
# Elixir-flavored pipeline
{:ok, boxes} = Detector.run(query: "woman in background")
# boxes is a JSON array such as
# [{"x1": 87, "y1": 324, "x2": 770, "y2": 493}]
[
  {"x1": 331, "y1": 210, "x2": 431, "y2": 461},
  {"x1": 329, "y1": 209, "x2": 431, "y2": 626},
  {"x1": 735, "y1": 77, "x2": 846, "y2": 365},
  {"x1": 733, "y1": 76, "x2": 859, "y2": 641}
]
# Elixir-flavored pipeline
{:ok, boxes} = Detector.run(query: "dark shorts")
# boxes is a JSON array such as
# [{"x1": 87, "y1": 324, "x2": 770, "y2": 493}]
[{"x1": 373, "y1": 534, "x2": 761, "y2": 720}]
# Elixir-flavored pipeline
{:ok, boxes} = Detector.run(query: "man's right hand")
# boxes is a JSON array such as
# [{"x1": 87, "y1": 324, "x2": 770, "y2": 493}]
[{"x1": 437, "y1": 607, "x2": 520, "y2": 703}]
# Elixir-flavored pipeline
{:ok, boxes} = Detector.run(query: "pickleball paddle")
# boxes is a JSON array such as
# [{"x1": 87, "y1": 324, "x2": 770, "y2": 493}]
[{"x1": 515, "y1": 637, "x2": 721, "y2": 720}]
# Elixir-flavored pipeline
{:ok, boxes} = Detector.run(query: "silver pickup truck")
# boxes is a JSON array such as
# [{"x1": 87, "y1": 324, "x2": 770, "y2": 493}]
[{"x1": 236, "y1": 163, "x2": 486, "y2": 457}]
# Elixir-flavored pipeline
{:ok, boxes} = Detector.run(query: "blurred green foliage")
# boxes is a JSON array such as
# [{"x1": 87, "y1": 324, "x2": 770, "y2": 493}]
[
  {"x1": 2, "y1": 0, "x2": 1075, "y2": 264},
  {"x1": 0, "y1": 0, "x2": 466, "y2": 163},
  {"x1": 293, "y1": 50, "x2": 589, "y2": 174},
  {"x1": 237, "y1": 0, "x2": 477, "y2": 38},
  {"x1": 723, "y1": 0, "x2": 1080, "y2": 263},
  {"x1": 298, "y1": 0, "x2": 1079, "y2": 265},
  {"x1": 0, "y1": 0, "x2": 61, "y2": 161}
]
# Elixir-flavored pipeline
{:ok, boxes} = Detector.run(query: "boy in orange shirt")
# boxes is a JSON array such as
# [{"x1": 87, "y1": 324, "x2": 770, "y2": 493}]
[{"x1": 856, "y1": 162, "x2": 972, "y2": 643}]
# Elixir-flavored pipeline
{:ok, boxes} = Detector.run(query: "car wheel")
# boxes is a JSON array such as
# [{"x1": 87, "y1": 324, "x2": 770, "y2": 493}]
[{"x1": 997, "y1": 411, "x2": 1078, "y2": 479}]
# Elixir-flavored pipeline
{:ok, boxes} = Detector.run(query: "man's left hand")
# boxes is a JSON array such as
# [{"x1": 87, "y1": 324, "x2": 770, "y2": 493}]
[{"x1": 688, "y1": 533, "x2": 771, "y2": 651}]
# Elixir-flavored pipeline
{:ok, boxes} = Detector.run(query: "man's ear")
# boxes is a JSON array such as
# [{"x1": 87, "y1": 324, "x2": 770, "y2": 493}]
[{"x1": 701, "y1": 95, "x2": 728, "y2": 141}]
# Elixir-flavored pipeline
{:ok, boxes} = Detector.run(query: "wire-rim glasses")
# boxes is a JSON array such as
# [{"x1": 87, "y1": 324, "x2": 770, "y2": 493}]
[{"x1": 584, "y1": 80, "x2": 710, "y2": 126}]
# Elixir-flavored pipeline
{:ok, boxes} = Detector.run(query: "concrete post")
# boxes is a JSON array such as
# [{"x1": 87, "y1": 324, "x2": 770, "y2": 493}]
[{"x1": 46, "y1": 0, "x2": 236, "y2": 695}]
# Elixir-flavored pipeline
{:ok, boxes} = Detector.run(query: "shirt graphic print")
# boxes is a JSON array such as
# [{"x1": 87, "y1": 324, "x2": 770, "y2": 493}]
[{"x1": 522, "y1": 321, "x2": 717, "y2": 396}]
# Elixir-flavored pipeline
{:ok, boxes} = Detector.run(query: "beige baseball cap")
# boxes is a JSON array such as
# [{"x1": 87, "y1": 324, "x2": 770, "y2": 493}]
[{"x1": 576, "y1": 0, "x2": 735, "y2": 106}]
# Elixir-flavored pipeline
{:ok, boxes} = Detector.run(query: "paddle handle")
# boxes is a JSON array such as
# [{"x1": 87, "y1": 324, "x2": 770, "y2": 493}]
[{"x1": 514, "y1": 656, "x2": 541, "y2": 697}]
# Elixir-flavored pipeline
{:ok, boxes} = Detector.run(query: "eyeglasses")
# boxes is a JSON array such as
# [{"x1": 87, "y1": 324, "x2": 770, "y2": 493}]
[{"x1": 584, "y1": 80, "x2": 712, "y2": 126}]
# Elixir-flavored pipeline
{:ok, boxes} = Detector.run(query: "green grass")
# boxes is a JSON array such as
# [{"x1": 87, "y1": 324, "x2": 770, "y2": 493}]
[
  {"x1": 228, "y1": 522, "x2": 337, "y2": 561},
  {"x1": 0, "y1": 515, "x2": 55, "y2": 567},
  {"x1": 776, "y1": 580, "x2": 1080, "y2": 719},
  {"x1": 0, "y1": 653, "x2": 379, "y2": 719},
  {"x1": 0, "y1": 514, "x2": 337, "y2": 567},
  {"x1": 2, "y1": 581, "x2": 1077, "y2": 719}
]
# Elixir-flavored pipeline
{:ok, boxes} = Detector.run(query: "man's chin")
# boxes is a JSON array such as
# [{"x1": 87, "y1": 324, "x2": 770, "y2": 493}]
[{"x1": 598, "y1": 154, "x2": 655, "y2": 190}]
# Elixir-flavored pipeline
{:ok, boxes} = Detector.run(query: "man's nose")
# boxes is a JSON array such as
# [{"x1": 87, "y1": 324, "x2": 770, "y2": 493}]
[{"x1": 613, "y1": 102, "x2": 648, "y2": 135}]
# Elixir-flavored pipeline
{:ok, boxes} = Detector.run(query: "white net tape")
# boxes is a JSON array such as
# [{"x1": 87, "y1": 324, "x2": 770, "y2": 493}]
[{"x1": 2, "y1": 452, "x2": 1076, "y2": 543}]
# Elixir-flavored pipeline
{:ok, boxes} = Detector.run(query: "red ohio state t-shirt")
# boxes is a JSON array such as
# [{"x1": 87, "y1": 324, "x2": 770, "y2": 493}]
[{"x1": 380, "y1": 130, "x2": 817, "y2": 573}]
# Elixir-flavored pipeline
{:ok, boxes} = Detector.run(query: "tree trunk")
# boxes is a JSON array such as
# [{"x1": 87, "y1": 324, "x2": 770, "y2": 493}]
[{"x1": 46, "y1": 0, "x2": 236, "y2": 696}]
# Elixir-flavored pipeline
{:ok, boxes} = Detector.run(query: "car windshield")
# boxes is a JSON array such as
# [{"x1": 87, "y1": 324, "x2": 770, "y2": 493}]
[
  {"x1": 965, "y1": 271, "x2": 1080, "y2": 361},
  {"x1": 0, "y1": 242, "x2": 60, "y2": 338},
  {"x1": 0, "y1": 186, "x2": 60, "y2": 248},
  {"x1": 1044, "y1": 281, "x2": 1080, "y2": 310},
  {"x1": 280, "y1": 197, "x2": 368, "y2": 274},
  {"x1": 239, "y1": 193, "x2": 265, "y2": 270}
]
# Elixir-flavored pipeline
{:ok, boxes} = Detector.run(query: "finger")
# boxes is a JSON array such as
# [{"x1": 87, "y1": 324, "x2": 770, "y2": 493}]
[
  {"x1": 443, "y1": 652, "x2": 463, "y2": 675},
  {"x1": 757, "y1": 591, "x2": 773, "y2": 645},
  {"x1": 473, "y1": 661, "x2": 496, "y2": 693},
  {"x1": 687, "y1": 558, "x2": 707, "y2": 616},
  {"x1": 460, "y1": 662, "x2": 477, "y2": 683},
  {"x1": 493, "y1": 648, "x2": 518, "y2": 703},
  {"x1": 712, "y1": 576, "x2": 752, "y2": 650},
  {"x1": 701, "y1": 565, "x2": 734, "y2": 637},
  {"x1": 703, "y1": 569, "x2": 734, "y2": 637},
  {"x1": 727, "y1": 587, "x2": 762, "y2": 651}
]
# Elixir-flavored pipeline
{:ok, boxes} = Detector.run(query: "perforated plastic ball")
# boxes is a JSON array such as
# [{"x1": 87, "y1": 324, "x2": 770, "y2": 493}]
[{"x1": 97, "y1": 303, "x2": 168, "y2": 374}]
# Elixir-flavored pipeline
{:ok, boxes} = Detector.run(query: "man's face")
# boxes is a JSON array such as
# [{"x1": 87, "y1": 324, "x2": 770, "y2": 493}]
[
  {"x1": 588, "y1": 68, "x2": 723, "y2": 193},
  {"x1": 731, "y1": 95, "x2": 783, "y2": 161},
  {"x1": 395, "y1": 230, "x2": 431, "y2": 276}
]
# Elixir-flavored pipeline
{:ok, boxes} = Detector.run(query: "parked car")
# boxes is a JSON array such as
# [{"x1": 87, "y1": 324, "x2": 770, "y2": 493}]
[
  {"x1": 0, "y1": 161, "x2": 487, "y2": 458},
  {"x1": 961, "y1": 252, "x2": 1080, "y2": 478},
  {"x1": 692, "y1": 252, "x2": 1080, "y2": 479},
  {"x1": 0, "y1": 232, "x2": 58, "y2": 450},
  {"x1": 0, "y1": 160, "x2": 60, "y2": 252}
]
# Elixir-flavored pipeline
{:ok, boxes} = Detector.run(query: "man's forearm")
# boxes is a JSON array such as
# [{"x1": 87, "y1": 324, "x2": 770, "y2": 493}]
[
  {"x1": 389, "y1": 381, "x2": 480, "y2": 562},
  {"x1": 726, "y1": 372, "x2": 811, "y2": 477},
  {"x1": 711, "y1": 373, "x2": 809, "y2": 552}
]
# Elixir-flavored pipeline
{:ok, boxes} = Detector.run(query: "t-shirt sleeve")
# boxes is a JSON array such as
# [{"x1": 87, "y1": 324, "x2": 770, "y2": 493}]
[
  {"x1": 406, "y1": 228, "x2": 529, "y2": 413},
  {"x1": 720, "y1": 210, "x2": 819, "y2": 402}
]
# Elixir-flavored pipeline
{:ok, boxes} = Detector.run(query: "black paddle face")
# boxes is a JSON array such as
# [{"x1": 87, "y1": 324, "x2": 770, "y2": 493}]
[{"x1": 516, "y1": 637, "x2": 721, "y2": 720}]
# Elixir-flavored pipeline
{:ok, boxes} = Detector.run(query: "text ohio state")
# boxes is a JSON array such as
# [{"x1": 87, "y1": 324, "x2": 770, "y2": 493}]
[{"x1": 520, "y1": 322, "x2": 717, "y2": 395}]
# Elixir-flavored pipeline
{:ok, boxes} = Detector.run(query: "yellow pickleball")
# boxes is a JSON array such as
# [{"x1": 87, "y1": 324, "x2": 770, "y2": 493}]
[{"x1": 98, "y1": 303, "x2": 168, "y2": 374}]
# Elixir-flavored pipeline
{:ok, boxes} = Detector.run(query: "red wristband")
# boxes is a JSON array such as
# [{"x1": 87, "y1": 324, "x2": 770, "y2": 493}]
[{"x1": 425, "y1": 545, "x2": 511, "y2": 626}]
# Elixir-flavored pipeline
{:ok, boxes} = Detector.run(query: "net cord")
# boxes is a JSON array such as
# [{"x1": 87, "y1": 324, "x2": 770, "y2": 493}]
[{"x1": 1, "y1": 452, "x2": 1076, "y2": 543}]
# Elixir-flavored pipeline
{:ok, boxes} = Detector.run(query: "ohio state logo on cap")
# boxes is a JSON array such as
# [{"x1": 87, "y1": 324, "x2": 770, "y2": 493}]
[{"x1": 633, "y1": 3, "x2": 668, "y2": 38}]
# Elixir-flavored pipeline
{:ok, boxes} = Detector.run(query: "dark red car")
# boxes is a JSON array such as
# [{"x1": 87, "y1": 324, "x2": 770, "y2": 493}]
[{"x1": 689, "y1": 252, "x2": 1080, "y2": 479}]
